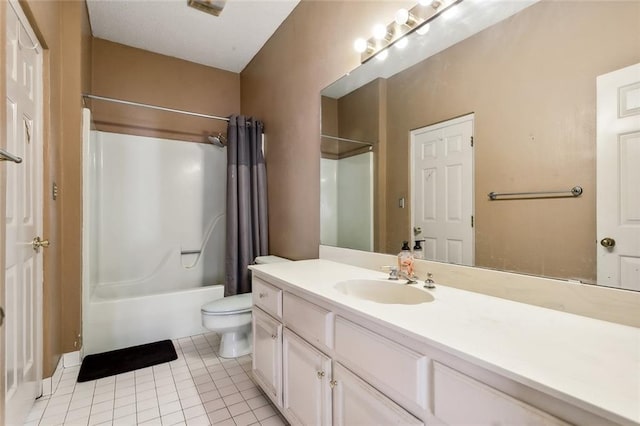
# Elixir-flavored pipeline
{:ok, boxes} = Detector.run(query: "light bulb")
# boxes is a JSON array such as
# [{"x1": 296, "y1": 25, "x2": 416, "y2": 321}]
[
  {"x1": 416, "y1": 23, "x2": 431, "y2": 35},
  {"x1": 372, "y1": 23, "x2": 388, "y2": 40},
  {"x1": 375, "y1": 50, "x2": 388, "y2": 61},
  {"x1": 394, "y1": 8, "x2": 409, "y2": 25},
  {"x1": 353, "y1": 38, "x2": 368, "y2": 53},
  {"x1": 395, "y1": 37, "x2": 408, "y2": 49}
]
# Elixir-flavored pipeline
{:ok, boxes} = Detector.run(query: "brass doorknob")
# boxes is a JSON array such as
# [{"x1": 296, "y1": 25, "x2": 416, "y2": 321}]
[
  {"x1": 600, "y1": 237, "x2": 616, "y2": 248},
  {"x1": 32, "y1": 236, "x2": 50, "y2": 253}
]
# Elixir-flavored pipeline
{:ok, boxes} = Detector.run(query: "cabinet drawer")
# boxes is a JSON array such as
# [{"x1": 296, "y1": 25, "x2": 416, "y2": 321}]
[
  {"x1": 334, "y1": 317, "x2": 428, "y2": 413},
  {"x1": 433, "y1": 362, "x2": 568, "y2": 425},
  {"x1": 253, "y1": 277, "x2": 282, "y2": 319},
  {"x1": 283, "y1": 292, "x2": 334, "y2": 349}
]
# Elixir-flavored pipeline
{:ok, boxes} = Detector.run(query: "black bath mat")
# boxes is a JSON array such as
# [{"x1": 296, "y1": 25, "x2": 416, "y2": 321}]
[{"x1": 77, "y1": 340, "x2": 177, "y2": 382}]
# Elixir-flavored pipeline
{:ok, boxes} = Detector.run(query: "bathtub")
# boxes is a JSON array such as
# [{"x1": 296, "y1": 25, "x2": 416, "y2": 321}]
[
  {"x1": 81, "y1": 108, "x2": 227, "y2": 356},
  {"x1": 83, "y1": 285, "x2": 224, "y2": 356}
]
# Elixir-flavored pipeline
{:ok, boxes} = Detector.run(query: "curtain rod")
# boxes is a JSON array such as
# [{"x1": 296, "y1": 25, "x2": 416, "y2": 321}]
[
  {"x1": 82, "y1": 94, "x2": 230, "y2": 122},
  {"x1": 321, "y1": 134, "x2": 374, "y2": 146}
]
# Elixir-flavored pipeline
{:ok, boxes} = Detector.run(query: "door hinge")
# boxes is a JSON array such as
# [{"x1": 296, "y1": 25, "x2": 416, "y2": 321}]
[
  {"x1": 471, "y1": 215, "x2": 474, "y2": 228},
  {"x1": 470, "y1": 136, "x2": 474, "y2": 147}
]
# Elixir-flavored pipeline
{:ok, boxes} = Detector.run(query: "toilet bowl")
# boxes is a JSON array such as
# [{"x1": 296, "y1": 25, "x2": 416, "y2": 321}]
[{"x1": 201, "y1": 255, "x2": 290, "y2": 358}]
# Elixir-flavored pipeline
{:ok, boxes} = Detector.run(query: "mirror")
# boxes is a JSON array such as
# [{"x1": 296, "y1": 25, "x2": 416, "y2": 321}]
[{"x1": 320, "y1": 0, "x2": 640, "y2": 290}]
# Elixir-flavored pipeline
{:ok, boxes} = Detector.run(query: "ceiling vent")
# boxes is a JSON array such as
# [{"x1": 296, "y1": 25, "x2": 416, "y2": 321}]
[{"x1": 187, "y1": 0, "x2": 227, "y2": 17}]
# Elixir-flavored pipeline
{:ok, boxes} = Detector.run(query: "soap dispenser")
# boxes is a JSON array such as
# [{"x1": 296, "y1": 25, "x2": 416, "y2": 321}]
[
  {"x1": 413, "y1": 240, "x2": 424, "y2": 260},
  {"x1": 398, "y1": 241, "x2": 414, "y2": 277}
]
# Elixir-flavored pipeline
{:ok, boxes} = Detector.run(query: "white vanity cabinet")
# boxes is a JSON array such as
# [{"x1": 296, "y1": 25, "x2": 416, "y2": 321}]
[
  {"x1": 252, "y1": 307, "x2": 283, "y2": 407},
  {"x1": 250, "y1": 269, "x2": 621, "y2": 426},
  {"x1": 252, "y1": 276, "x2": 427, "y2": 426},
  {"x1": 282, "y1": 328, "x2": 332, "y2": 425}
]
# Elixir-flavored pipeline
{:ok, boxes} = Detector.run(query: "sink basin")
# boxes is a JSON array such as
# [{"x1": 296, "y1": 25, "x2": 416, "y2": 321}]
[{"x1": 334, "y1": 279, "x2": 434, "y2": 305}]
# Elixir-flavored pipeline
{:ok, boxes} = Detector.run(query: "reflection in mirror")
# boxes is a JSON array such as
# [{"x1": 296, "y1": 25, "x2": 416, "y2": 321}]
[{"x1": 320, "y1": 0, "x2": 640, "y2": 291}]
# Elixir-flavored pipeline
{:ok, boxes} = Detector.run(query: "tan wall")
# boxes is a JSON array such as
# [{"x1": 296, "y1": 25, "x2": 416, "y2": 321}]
[
  {"x1": 241, "y1": 0, "x2": 413, "y2": 260},
  {"x1": 0, "y1": 0, "x2": 7, "y2": 418},
  {"x1": 320, "y1": 96, "x2": 337, "y2": 138},
  {"x1": 337, "y1": 79, "x2": 380, "y2": 145},
  {"x1": 385, "y1": 1, "x2": 640, "y2": 282},
  {"x1": 91, "y1": 38, "x2": 240, "y2": 143},
  {"x1": 15, "y1": 0, "x2": 91, "y2": 376}
]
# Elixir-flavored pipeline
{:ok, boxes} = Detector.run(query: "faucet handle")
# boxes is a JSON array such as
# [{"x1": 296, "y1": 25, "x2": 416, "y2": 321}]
[
  {"x1": 424, "y1": 272, "x2": 436, "y2": 289},
  {"x1": 381, "y1": 265, "x2": 399, "y2": 280}
]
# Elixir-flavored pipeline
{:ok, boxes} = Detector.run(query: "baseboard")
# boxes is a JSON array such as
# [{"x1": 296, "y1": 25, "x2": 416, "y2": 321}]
[
  {"x1": 63, "y1": 350, "x2": 81, "y2": 368},
  {"x1": 41, "y1": 356, "x2": 64, "y2": 397}
]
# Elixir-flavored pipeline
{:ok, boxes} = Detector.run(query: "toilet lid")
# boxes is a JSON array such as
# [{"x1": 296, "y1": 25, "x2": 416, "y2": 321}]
[{"x1": 202, "y1": 293, "x2": 252, "y2": 315}]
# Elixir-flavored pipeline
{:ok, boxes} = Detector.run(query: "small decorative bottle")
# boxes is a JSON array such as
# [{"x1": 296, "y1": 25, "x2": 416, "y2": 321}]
[
  {"x1": 398, "y1": 241, "x2": 414, "y2": 277},
  {"x1": 413, "y1": 240, "x2": 424, "y2": 260}
]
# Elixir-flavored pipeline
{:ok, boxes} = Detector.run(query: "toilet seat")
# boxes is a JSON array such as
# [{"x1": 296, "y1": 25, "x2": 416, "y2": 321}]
[{"x1": 201, "y1": 293, "x2": 252, "y2": 316}]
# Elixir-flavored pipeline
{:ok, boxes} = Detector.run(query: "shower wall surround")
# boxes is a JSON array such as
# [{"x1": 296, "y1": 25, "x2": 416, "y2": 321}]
[
  {"x1": 86, "y1": 130, "x2": 226, "y2": 297},
  {"x1": 321, "y1": 153, "x2": 373, "y2": 251},
  {"x1": 82, "y1": 109, "x2": 226, "y2": 353}
]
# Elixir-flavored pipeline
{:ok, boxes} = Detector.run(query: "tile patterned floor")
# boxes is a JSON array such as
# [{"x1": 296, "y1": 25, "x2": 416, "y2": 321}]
[{"x1": 25, "y1": 334, "x2": 287, "y2": 426}]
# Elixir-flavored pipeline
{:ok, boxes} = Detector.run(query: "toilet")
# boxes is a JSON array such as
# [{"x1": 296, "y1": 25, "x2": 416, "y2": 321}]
[{"x1": 201, "y1": 255, "x2": 290, "y2": 358}]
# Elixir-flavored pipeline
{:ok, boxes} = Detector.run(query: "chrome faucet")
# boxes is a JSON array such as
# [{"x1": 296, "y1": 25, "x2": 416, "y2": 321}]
[
  {"x1": 424, "y1": 272, "x2": 436, "y2": 289},
  {"x1": 383, "y1": 266, "x2": 418, "y2": 284},
  {"x1": 398, "y1": 271, "x2": 418, "y2": 284}
]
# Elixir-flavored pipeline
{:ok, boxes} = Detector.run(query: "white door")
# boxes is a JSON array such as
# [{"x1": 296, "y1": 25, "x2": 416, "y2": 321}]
[
  {"x1": 4, "y1": 1, "x2": 43, "y2": 424},
  {"x1": 332, "y1": 362, "x2": 423, "y2": 426},
  {"x1": 597, "y1": 63, "x2": 640, "y2": 290},
  {"x1": 282, "y1": 328, "x2": 331, "y2": 426},
  {"x1": 252, "y1": 307, "x2": 283, "y2": 407},
  {"x1": 411, "y1": 115, "x2": 474, "y2": 265}
]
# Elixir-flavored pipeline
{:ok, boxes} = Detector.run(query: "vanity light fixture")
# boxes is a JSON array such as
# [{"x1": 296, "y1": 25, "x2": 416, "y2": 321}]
[
  {"x1": 372, "y1": 23, "x2": 394, "y2": 41},
  {"x1": 395, "y1": 8, "x2": 419, "y2": 27},
  {"x1": 354, "y1": 38, "x2": 374, "y2": 54},
  {"x1": 353, "y1": 0, "x2": 462, "y2": 63}
]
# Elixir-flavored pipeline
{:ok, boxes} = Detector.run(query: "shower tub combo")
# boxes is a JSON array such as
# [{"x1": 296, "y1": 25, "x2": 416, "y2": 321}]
[{"x1": 82, "y1": 109, "x2": 226, "y2": 355}]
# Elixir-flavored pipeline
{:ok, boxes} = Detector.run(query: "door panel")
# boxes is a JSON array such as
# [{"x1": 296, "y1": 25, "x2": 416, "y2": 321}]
[
  {"x1": 597, "y1": 63, "x2": 640, "y2": 289},
  {"x1": 4, "y1": 2, "x2": 43, "y2": 423},
  {"x1": 411, "y1": 115, "x2": 474, "y2": 265}
]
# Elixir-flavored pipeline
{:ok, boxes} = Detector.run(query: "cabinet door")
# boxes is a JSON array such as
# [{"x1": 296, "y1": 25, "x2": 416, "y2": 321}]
[
  {"x1": 332, "y1": 363, "x2": 423, "y2": 426},
  {"x1": 252, "y1": 307, "x2": 283, "y2": 407},
  {"x1": 283, "y1": 328, "x2": 332, "y2": 426}
]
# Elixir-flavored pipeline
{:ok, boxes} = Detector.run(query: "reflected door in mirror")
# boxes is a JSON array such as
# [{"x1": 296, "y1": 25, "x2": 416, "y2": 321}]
[
  {"x1": 411, "y1": 115, "x2": 474, "y2": 265},
  {"x1": 597, "y1": 63, "x2": 640, "y2": 291}
]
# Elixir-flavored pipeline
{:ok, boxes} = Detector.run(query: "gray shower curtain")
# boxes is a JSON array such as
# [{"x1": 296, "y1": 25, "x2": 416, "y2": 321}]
[{"x1": 225, "y1": 115, "x2": 268, "y2": 296}]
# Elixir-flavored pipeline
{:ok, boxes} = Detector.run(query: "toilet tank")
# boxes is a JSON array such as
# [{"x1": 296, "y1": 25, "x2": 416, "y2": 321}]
[{"x1": 254, "y1": 255, "x2": 291, "y2": 265}]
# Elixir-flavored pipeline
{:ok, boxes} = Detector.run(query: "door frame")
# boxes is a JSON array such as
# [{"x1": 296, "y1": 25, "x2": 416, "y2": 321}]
[
  {"x1": 4, "y1": 0, "x2": 44, "y2": 421},
  {"x1": 1, "y1": 1, "x2": 7, "y2": 421},
  {"x1": 409, "y1": 113, "x2": 475, "y2": 263}
]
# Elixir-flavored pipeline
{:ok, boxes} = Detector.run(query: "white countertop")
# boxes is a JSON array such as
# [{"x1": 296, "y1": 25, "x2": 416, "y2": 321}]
[{"x1": 250, "y1": 259, "x2": 640, "y2": 425}]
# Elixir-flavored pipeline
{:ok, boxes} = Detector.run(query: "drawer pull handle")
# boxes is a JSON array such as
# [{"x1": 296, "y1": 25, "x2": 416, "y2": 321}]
[
  {"x1": 329, "y1": 379, "x2": 338, "y2": 389},
  {"x1": 259, "y1": 292, "x2": 268, "y2": 299},
  {"x1": 271, "y1": 332, "x2": 278, "y2": 340},
  {"x1": 317, "y1": 371, "x2": 325, "y2": 379}
]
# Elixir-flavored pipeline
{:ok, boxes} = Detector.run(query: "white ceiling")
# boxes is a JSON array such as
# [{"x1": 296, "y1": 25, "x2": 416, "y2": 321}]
[{"x1": 86, "y1": 0, "x2": 301, "y2": 73}]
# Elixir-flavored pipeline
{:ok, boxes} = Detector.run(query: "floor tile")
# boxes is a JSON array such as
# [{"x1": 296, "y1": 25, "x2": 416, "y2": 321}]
[
  {"x1": 234, "y1": 410, "x2": 259, "y2": 426},
  {"x1": 26, "y1": 333, "x2": 278, "y2": 426}
]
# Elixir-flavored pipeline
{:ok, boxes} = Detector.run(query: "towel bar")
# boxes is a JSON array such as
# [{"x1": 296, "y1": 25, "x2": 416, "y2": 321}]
[{"x1": 488, "y1": 186, "x2": 583, "y2": 200}]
